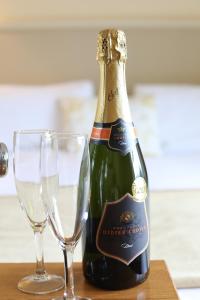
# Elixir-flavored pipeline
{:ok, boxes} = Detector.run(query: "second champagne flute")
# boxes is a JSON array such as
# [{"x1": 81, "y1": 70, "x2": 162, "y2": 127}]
[
  {"x1": 13, "y1": 130, "x2": 64, "y2": 294},
  {"x1": 41, "y1": 132, "x2": 91, "y2": 300}
]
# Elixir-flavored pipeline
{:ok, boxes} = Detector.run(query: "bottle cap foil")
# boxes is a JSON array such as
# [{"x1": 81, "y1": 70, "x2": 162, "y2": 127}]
[{"x1": 97, "y1": 29, "x2": 127, "y2": 63}]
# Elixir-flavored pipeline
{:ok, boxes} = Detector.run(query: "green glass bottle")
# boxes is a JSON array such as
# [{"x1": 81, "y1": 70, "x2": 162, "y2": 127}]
[{"x1": 82, "y1": 29, "x2": 150, "y2": 290}]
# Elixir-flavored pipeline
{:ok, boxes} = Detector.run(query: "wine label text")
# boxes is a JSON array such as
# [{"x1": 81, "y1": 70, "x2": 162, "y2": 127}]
[
  {"x1": 96, "y1": 193, "x2": 149, "y2": 265},
  {"x1": 90, "y1": 118, "x2": 137, "y2": 155}
]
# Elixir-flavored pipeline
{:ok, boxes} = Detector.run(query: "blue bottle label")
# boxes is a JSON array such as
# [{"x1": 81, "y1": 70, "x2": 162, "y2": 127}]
[
  {"x1": 96, "y1": 193, "x2": 149, "y2": 265},
  {"x1": 90, "y1": 118, "x2": 137, "y2": 155}
]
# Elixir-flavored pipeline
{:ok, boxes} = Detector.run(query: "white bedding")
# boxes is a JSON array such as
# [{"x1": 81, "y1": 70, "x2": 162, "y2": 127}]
[
  {"x1": 145, "y1": 153, "x2": 200, "y2": 191},
  {"x1": 1, "y1": 153, "x2": 199, "y2": 196},
  {"x1": 0, "y1": 155, "x2": 16, "y2": 195},
  {"x1": 178, "y1": 288, "x2": 200, "y2": 300}
]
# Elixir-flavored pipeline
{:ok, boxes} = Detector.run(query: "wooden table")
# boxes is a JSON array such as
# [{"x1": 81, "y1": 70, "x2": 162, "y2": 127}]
[{"x1": 0, "y1": 260, "x2": 179, "y2": 299}]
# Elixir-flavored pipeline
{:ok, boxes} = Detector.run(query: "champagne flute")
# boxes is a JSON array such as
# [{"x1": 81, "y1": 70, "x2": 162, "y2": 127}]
[
  {"x1": 41, "y1": 132, "x2": 91, "y2": 300},
  {"x1": 13, "y1": 130, "x2": 64, "y2": 294}
]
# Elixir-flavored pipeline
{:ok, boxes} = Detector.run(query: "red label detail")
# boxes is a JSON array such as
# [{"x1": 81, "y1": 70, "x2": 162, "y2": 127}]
[
  {"x1": 91, "y1": 126, "x2": 136, "y2": 141},
  {"x1": 91, "y1": 127, "x2": 111, "y2": 141},
  {"x1": 90, "y1": 119, "x2": 137, "y2": 155}
]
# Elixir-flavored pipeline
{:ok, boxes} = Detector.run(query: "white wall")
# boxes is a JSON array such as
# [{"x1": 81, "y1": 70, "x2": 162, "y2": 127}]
[
  {"x1": 0, "y1": 0, "x2": 200, "y2": 29},
  {"x1": 0, "y1": 27, "x2": 200, "y2": 90},
  {"x1": 0, "y1": 1, "x2": 200, "y2": 88}
]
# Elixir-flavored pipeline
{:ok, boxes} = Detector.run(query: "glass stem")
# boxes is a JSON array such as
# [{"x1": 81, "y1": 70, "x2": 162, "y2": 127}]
[
  {"x1": 63, "y1": 247, "x2": 75, "y2": 299},
  {"x1": 34, "y1": 228, "x2": 46, "y2": 276}
]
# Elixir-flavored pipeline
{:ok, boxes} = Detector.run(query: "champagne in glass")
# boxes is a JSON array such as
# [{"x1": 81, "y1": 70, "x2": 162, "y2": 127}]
[{"x1": 13, "y1": 130, "x2": 64, "y2": 295}]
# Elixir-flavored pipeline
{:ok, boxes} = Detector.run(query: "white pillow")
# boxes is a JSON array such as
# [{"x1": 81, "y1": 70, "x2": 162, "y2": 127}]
[
  {"x1": 0, "y1": 81, "x2": 94, "y2": 151},
  {"x1": 58, "y1": 96, "x2": 97, "y2": 135},
  {"x1": 134, "y1": 84, "x2": 200, "y2": 154},
  {"x1": 129, "y1": 95, "x2": 161, "y2": 156},
  {"x1": 58, "y1": 95, "x2": 161, "y2": 157}
]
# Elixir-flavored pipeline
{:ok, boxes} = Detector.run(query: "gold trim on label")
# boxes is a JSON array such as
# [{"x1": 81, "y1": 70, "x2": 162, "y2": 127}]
[{"x1": 132, "y1": 177, "x2": 147, "y2": 202}]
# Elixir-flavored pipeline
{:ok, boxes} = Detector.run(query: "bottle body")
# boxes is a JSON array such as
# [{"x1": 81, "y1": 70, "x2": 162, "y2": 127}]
[
  {"x1": 83, "y1": 142, "x2": 149, "y2": 289},
  {"x1": 82, "y1": 29, "x2": 150, "y2": 290}
]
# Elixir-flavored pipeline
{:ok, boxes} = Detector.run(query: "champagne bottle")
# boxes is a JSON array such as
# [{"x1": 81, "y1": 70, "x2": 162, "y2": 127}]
[{"x1": 82, "y1": 29, "x2": 150, "y2": 290}]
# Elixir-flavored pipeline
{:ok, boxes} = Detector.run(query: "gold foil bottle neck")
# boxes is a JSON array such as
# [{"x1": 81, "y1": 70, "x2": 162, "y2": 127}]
[{"x1": 97, "y1": 29, "x2": 127, "y2": 63}]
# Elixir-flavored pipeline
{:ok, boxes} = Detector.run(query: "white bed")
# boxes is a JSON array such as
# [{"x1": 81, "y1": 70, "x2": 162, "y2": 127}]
[{"x1": 146, "y1": 153, "x2": 200, "y2": 191}]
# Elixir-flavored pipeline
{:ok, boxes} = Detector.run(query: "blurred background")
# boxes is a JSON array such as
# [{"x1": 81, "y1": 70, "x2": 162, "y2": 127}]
[{"x1": 0, "y1": 1, "x2": 200, "y2": 299}]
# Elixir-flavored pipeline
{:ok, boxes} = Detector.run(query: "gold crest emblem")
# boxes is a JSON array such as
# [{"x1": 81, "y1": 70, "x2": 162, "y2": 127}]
[
  {"x1": 132, "y1": 177, "x2": 147, "y2": 202},
  {"x1": 120, "y1": 211, "x2": 135, "y2": 224}
]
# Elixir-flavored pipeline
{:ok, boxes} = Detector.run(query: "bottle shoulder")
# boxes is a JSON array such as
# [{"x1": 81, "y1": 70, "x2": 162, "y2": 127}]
[
  {"x1": 90, "y1": 142, "x2": 148, "y2": 180},
  {"x1": 89, "y1": 142, "x2": 148, "y2": 208}
]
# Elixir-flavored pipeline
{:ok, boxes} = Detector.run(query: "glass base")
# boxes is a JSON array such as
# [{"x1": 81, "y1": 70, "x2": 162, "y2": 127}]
[
  {"x1": 17, "y1": 273, "x2": 64, "y2": 295},
  {"x1": 52, "y1": 296, "x2": 91, "y2": 300}
]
